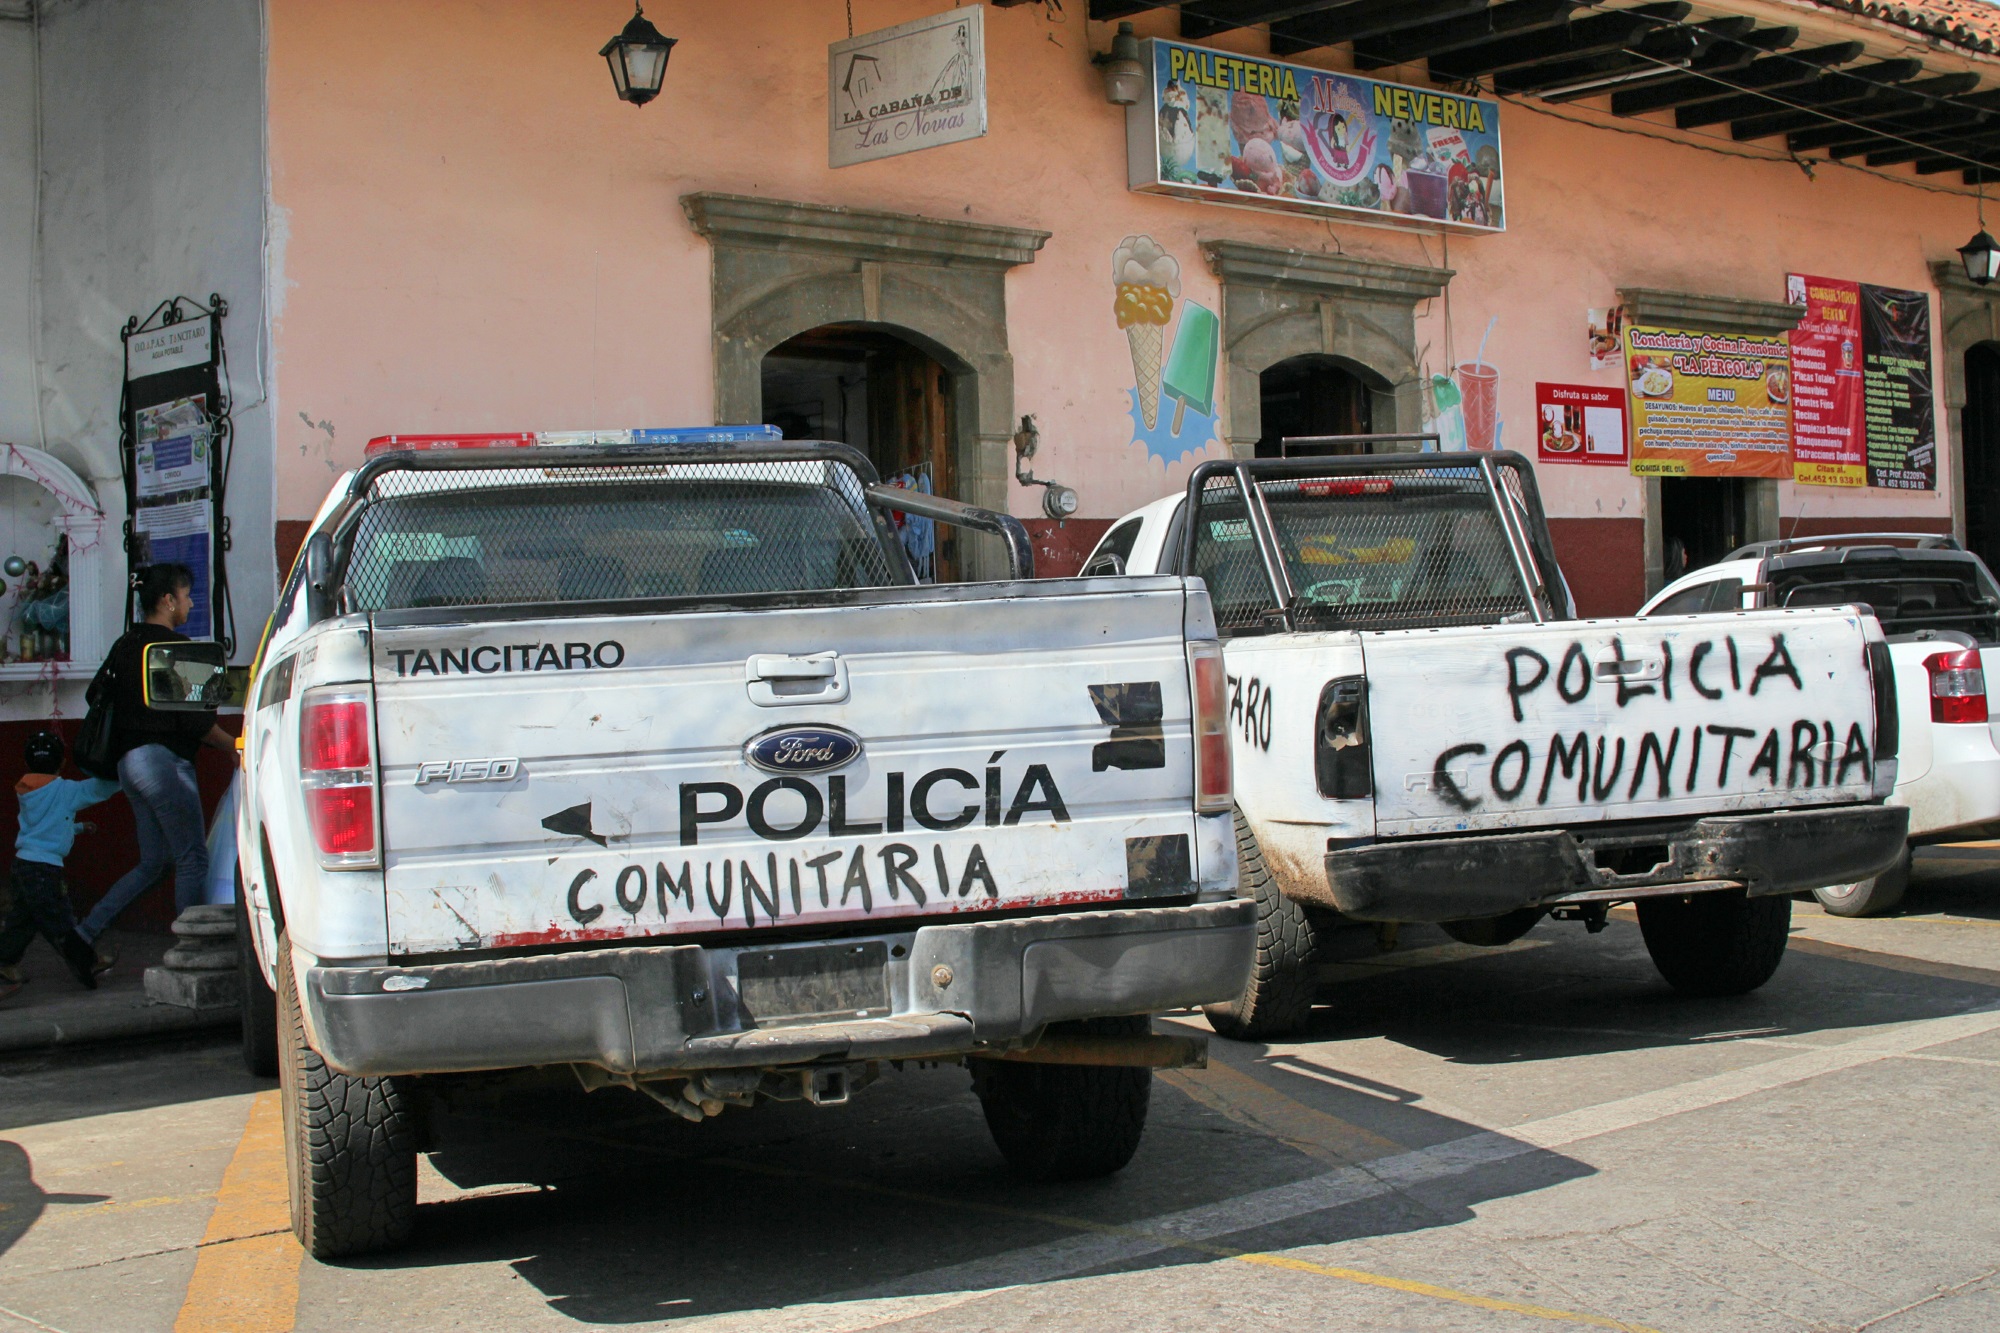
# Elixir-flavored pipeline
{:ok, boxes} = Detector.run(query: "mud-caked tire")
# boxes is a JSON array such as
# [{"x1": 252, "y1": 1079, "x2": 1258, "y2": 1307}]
[
  {"x1": 1813, "y1": 845, "x2": 1912, "y2": 918},
  {"x1": 972, "y1": 1017, "x2": 1152, "y2": 1182},
  {"x1": 1638, "y1": 889, "x2": 1791, "y2": 997},
  {"x1": 238, "y1": 880, "x2": 279, "y2": 1079},
  {"x1": 276, "y1": 934, "x2": 417, "y2": 1259},
  {"x1": 1202, "y1": 810, "x2": 1322, "y2": 1040}
]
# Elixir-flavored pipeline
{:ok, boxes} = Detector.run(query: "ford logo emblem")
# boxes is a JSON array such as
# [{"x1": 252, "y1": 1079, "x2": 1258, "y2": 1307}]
[{"x1": 744, "y1": 725, "x2": 863, "y2": 775}]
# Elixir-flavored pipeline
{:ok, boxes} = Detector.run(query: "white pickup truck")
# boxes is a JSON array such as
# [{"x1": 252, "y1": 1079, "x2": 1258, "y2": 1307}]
[
  {"x1": 1085, "y1": 451, "x2": 1908, "y2": 1037},
  {"x1": 1642, "y1": 533, "x2": 2000, "y2": 916},
  {"x1": 222, "y1": 430, "x2": 1250, "y2": 1258}
]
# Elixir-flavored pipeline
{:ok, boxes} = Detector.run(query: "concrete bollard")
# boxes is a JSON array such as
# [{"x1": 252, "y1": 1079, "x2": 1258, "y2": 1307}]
[{"x1": 143, "y1": 904, "x2": 242, "y2": 1010}]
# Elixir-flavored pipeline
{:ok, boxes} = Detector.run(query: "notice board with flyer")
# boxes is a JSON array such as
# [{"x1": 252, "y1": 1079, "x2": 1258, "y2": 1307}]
[
  {"x1": 1624, "y1": 325, "x2": 1793, "y2": 478},
  {"x1": 120, "y1": 301, "x2": 225, "y2": 642},
  {"x1": 1785, "y1": 273, "x2": 1935, "y2": 490}
]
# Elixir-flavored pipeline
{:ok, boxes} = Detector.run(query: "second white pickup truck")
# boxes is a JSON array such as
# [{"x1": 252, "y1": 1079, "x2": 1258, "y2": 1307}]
[
  {"x1": 227, "y1": 431, "x2": 1251, "y2": 1258},
  {"x1": 1086, "y1": 450, "x2": 1908, "y2": 1036}
]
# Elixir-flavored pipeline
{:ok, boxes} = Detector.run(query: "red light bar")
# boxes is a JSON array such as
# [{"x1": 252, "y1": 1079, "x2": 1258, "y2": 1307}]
[
  {"x1": 1299, "y1": 478, "x2": 1394, "y2": 497},
  {"x1": 363, "y1": 433, "x2": 536, "y2": 457}
]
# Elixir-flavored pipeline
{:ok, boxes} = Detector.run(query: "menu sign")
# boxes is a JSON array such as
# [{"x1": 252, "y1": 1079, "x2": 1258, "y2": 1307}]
[
  {"x1": 1860, "y1": 284, "x2": 1936, "y2": 490},
  {"x1": 1785, "y1": 274, "x2": 1865, "y2": 488},
  {"x1": 1625, "y1": 324, "x2": 1793, "y2": 478}
]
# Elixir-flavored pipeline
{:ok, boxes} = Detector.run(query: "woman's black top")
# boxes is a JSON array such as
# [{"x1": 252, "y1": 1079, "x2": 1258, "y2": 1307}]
[{"x1": 106, "y1": 624, "x2": 213, "y2": 763}]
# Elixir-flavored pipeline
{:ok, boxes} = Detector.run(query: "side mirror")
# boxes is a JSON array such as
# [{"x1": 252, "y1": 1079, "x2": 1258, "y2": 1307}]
[
  {"x1": 305, "y1": 531, "x2": 336, "y2": 624},
  {"x1": 143, "y1": 640, "x2": 229, "y2": 711}
]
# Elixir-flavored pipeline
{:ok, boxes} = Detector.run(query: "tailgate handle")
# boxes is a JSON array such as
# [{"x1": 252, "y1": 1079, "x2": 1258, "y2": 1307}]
[
  {"x1": 1595, "y1": 657, "x2": 1663, "y2": 682},
  {"x1": 746, "y1": 652, "x2": 850, "y2": 707},
  {"x1": 750, "y1": 655, "x2": 837, "y2": 680}
]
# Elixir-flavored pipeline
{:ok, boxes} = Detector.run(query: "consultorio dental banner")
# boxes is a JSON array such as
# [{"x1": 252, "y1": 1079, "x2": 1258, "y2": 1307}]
[
  {"x1": 1128, "y1": 40, "x2": 1504, "y2": 232},
  {"x1": 1625, "y1": 326, "x2": 1793, "y2": 479},
  {"x1": 1785, "y1": 273, "x2": 1936, "y2": 491}
]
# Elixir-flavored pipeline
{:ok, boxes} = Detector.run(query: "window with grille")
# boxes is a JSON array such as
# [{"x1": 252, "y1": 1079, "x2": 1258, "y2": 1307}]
[
  {"x1": 343, "y1": 462, "x2": 903, "y2": 612},
  {"x1": 1190, "y1": 469, "x2": 1537, "y2": 636}
]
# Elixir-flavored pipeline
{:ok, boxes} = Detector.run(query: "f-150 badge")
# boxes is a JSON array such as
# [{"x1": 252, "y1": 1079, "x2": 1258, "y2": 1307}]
[
  {"x1": 415, "y1": 757, "x2": 520, "y2": 785},
  {"x1": 745, "y1": 726, "x2": 862, "y2": 775}
]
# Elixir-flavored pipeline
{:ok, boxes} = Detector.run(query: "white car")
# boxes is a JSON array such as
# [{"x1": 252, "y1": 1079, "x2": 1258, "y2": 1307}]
[{"x1": 1641, "y1": 533, "x2": 2000, "y2": 915}]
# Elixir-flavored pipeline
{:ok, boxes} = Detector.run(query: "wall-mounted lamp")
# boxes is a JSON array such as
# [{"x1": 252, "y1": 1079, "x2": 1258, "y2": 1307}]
[
  {"x1": 1092, "y1": 22, "x2": 1145, "y2": 106},
  {"x1": 601, "y1": 2, "x2": 676, "y2": 108},
  {"x1": 1013, "y1": 415, "x2": 1079, "y2": 521},
  {"x1": 1963, "y1": 180, "x2": 1999, "y2": 285}
]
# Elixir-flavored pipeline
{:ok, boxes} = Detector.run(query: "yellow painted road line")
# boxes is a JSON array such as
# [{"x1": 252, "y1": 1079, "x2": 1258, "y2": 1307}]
[
  {"x1": 172, "y1": 1090, "x2": 301, "y2": 1333},
  {"x1": 1160, "y1": 1057, "x2": 1404, "y2": 1167}
]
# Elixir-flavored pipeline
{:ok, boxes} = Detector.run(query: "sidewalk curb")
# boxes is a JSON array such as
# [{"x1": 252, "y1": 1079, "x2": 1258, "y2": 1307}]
[{"x1": 0, "y1": 997, "x2": 237, "y2": 1056}]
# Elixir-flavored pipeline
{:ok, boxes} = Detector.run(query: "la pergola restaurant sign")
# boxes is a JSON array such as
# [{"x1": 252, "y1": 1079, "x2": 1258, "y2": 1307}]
[
  {"x1": 1128, "y1": 40, "x2": 1505, "y2": 232},
  {"x1": 829, "y1": 5, "x2": 987, "y2": 168}
]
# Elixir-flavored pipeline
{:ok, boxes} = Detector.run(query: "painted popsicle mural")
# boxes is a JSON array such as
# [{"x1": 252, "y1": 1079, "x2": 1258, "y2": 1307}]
[{"x1": 1164, "y1": 302, "x2": 1217, "y2": 435}]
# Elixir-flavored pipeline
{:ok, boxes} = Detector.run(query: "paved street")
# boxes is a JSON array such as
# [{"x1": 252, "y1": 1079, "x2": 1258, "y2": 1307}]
[{"x1": 4, "y1": 852, "x2": 1999, "y2": 1333}]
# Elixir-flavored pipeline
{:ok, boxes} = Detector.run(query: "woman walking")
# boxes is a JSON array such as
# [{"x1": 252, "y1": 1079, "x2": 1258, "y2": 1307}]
[{"x1": 74, "y1": 565, "x2": 232, "y2": 949}]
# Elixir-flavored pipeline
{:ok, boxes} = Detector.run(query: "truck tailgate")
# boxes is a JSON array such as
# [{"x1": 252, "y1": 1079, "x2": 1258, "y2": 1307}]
[
  {"x1": 370, "y1": 581, "x2": 1206, "y2": 953},
  {"x1": 1363, "y1": 608, "x2": 1883, "y2": 837}
]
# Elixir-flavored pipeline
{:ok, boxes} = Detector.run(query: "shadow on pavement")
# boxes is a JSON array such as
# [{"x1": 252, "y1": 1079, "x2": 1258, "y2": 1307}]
[
  {"x1": 1284, "y1": 912, "x2": 1998, "y2": 1070},
  {"x1": 0, "y1": 1139, "x2": 108, "y2": 1259},
  {"x1": 334, "y1": 1058, "x2": 1594, "y2": 1324}
]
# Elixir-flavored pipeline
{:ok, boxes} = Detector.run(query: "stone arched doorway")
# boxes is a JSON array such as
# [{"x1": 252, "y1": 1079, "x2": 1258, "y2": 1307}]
[
  {"x1": 1255, "y1": 353, "x2": 1389, "y2": 456},
  {"x1": 1963, "y1": 341, "x2": 2000, "y2": 571},
  {"x1": 762, "y1": 323, "x2": 965, "y2": 579},
  {"x1": 683, "y1": 193, "x2": 1047, "y2": 580},
  {"x1": 1201, "y1": 240, "x2": 1451, "y2": 458}
]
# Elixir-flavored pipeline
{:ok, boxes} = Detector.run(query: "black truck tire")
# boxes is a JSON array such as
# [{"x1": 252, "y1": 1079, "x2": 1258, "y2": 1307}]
[
  {"x1": 1202, "y1": 810, "x2": 1323, "y2": 1040},
  {"x1": 1813, "y1": 845, "x2": 1912, "y2": 918},
  {"x1": 238, "y1": 879, "x2": 280, "y2": 1078},
  {"x1": 277, "y1": 933, "x2": 417, "y2": 1259},
  {"x1": 972, "y1": 1017, "x2": 1152, "y2": 1182},
  {"x1": 1637, "y1": 890, "x2": 1791, "y2": 997}
]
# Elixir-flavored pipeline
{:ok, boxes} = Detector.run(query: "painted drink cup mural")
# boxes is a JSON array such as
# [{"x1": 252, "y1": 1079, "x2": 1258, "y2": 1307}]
[
  {"x1": 1625, "y1": 325, "x2": 1793, "y2": 478},
  {"x1": 1133, "y1": 39, "x2": 1504, "y2": 231},
  {"x1": 1457, "y1": 362, "x2": 1499, "y2": 451}
]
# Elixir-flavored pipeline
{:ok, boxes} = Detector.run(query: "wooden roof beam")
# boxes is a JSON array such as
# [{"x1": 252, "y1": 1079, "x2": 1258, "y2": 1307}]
[
  {"x1": 1269, "y1": 0, "x2": 1490, "y2": 56},
  {"x1": 1352, "y1": 0, "x2": 1582, "y2": 72},
  {"x1": 1675, "y1": 56, "x2": 1918, "y2": 128},
  {"x1": 1430, "y1": 2, "x2": 1690, "y2": 80},
  {"x1": 1611, "y1": 41, "x2": 1861, "y2": 116},
  {"x1": 1727, "y1": 69, "x2": 1971, "y2": 141}
]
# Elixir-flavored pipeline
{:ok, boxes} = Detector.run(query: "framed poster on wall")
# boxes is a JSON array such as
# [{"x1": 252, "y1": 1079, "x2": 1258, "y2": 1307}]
[
  {"x1": 1536, "y1": 383, "x2": 1627, "y2": 466},
  {"x1": 1625, "y1": 324, "x2": 1793, "y2": 478},
  {"x1": 120, "y1": 296, "x2": 232, "y2": 650}
]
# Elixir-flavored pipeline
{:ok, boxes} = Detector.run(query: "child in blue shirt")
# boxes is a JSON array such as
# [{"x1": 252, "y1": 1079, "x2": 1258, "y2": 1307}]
[{"x1": 0, "y1": 732, "x2": 121, "y2": 1001}]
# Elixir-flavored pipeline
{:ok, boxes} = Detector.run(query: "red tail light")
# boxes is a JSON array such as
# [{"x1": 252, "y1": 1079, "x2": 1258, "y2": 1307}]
[
  {"x1": 1928, "y1": 648, "x2": 1988, "y2": 724},
  {"x1": 301, "y1": 689, "x2": 378, "y2": 866},
  {"x1": 1189, "y1": 640, "x2": 1233, "y2": 813}
]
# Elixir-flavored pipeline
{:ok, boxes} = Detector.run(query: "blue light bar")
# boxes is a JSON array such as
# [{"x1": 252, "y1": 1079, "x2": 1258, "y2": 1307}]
[{"x1": 629, "y1": 426, "x2": 783, "y2": 444}]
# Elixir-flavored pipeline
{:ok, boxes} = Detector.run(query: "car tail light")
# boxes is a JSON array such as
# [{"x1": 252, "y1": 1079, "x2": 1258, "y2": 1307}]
[
  {"x1": 1188, "y1": 640, "x2": 1232, "y2": 813},
  {"x1": 1927, "y1": 647, "x2": 1989, "y2": 724},
  {"x1": 301, "y1": 688, "x2": 378, "y2": 866},
  {"x1": 1315, "y1": 676, "x2": 1372, "y2": 799}
]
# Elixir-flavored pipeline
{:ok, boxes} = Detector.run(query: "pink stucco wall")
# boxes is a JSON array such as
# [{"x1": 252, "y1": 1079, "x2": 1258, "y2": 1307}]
[{"x1": 267, "y1": 1, "x2": 1965, "y2": 541}]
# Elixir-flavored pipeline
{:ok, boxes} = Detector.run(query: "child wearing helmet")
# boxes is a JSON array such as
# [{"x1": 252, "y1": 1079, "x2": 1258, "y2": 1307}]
[{"x1": 0, "y1": 731, "x2": 121, "y2": 1000}]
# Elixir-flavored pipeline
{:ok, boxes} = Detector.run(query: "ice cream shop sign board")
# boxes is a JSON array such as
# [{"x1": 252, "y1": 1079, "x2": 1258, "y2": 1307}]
[
  {"x1": 829, "y1": 6, "x2": 987, "y2": 168},
  {"x1": 1128, "y1": 40, "x2": 1505, "y2": 232}
]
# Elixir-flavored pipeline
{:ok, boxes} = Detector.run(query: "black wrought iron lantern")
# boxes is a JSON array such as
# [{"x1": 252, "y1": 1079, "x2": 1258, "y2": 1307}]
[
  {"x1": 600, "y1": 3, "x2": 676, "y2": 108},
  {"x1": 1962, "y1": 229, "x2": 2000, "y2": 286}
]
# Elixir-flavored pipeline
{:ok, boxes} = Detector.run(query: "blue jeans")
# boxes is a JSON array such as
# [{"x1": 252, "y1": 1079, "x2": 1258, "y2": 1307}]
[{"x1": 76, "y1": 745, "x2": 207, "y2": 943}]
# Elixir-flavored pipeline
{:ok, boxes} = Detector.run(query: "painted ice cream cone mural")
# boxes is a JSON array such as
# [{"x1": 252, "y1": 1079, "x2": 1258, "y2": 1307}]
[{"x1": 1113, "y1": 236, "x2": 1179, "y2": 430}]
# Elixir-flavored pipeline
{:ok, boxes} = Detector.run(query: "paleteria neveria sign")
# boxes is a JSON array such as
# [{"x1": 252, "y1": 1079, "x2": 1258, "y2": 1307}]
[{"x1": 1128, "y1": 40, "x2": 1505, "y2": 232}]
